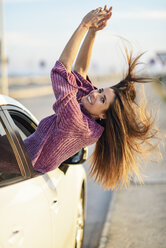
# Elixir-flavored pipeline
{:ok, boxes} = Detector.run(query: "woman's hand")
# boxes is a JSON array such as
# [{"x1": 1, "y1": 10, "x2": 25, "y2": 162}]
[
  {"x1": 81, "y1": 5, "x2": 112, "y2": 31},
  {"x1": 58, "y1": 5, "x2": 112, "y2": 72},
  {"x1": 92, "y1": 5, "x2": 112, "y2": 32}
]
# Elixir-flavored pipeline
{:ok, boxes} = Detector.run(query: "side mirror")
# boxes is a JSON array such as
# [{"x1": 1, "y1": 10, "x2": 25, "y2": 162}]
[
  {"x1": 63, "y1": 147, "x2": 88, "y2": 165},
  {"x1": 81, "y1": 147, "x2": 88, "y2": 163}
]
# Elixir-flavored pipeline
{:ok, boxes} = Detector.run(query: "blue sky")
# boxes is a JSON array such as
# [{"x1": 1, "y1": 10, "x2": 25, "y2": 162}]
[{"x1": 3, "y1": 0, "x2": 166, "y2": 75}]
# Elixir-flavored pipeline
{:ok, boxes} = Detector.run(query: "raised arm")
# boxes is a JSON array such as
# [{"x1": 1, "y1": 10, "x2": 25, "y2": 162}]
[
  {"x1": 73, "y1": 30, "x2": 97, "y2": 79},
  {"x1": 74, "y1": 5, "x2": 112, "y2": 78},
  {"x1": 59, "y1": 7, "x2": 111, "y2": 72}
]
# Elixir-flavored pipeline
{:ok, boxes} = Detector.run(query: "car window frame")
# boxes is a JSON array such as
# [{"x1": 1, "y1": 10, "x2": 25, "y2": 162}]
[
  {"x1": 0, "y1": 105, "x2": 42, "y2": 187},
  {"x1": 0, "y1": 104, "x2": 85, "y2": 187},
  {"x1": 4, "y1": 105, "x2": 70, "y2": 173}
]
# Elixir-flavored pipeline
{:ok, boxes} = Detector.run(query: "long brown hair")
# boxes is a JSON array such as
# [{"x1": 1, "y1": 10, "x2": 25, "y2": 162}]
[{"x1": 89, "y1": 50, "x2": 161, "y2": 190}]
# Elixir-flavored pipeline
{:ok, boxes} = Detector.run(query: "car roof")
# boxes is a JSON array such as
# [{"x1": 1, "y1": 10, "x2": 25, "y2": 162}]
[{"x1": 0, "y1": 94, "x2": 38, "y2": 124}]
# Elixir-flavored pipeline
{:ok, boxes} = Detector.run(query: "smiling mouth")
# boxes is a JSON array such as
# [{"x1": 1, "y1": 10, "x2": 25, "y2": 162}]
[{"x1": 87, "y1": 95, "x2": 92, "y2": 104}]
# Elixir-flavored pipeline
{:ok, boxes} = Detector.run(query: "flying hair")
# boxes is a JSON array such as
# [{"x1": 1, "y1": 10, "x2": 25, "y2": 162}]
[{"x1": 89, "y1": 46, "x2": 162, "y2": 191}]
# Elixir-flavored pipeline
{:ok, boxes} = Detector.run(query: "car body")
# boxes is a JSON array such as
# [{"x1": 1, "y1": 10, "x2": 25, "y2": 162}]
[{"x1": 0, "y1": 94, "x2": 87, "y2": 248}]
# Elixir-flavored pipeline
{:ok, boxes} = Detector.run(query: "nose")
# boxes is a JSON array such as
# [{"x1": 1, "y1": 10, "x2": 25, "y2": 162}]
[
  {"x1": 91, "y1": 90, "x2": 99, "y2": 98},
  {"x1": 90, "y1": 91, "x2": 98, "y2": 103}
]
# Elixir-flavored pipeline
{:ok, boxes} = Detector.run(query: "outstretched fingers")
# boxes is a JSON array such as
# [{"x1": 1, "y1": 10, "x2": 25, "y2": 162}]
[
  {"x1": 81, "y1": 6, "x2": 112, "y2": 30},
  {"x1": 93, "y1": 6, "x2": 112, "y2": 16},
  {"x1": 97, "y1": 20, "x2": 107, "y2": 30},
  {"x1": 98, "y1": 12, "x2": 112, "y2": 23},
  {"x1": 98, "y1": 6, "x2": 112, "y2": 17},
  {"x1": 104, "y1": 5, "x2": 112, "y2": 12},
  {"x1": 95, "y1": 8, "x2": 112, "y2": 30}
]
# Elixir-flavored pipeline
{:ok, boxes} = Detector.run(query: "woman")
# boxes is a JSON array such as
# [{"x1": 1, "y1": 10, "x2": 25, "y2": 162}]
[{"x1": 24, "y1": 5, "x2": 159, "y2": 190}]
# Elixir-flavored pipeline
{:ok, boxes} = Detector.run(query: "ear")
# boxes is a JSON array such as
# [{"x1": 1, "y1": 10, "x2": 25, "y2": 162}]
[{"x1": 99, "y1": 112, "x2": 106, "y2": 120}]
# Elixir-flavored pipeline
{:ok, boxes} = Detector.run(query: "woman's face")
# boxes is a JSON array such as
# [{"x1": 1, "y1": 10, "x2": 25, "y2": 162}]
[{"x1": 81, "y1": 87, "x2": 115, "y2": 119}]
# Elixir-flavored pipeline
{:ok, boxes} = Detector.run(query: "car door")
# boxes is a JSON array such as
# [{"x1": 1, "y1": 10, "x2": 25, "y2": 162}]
[
  {"x1": 0, "y1": 107, "x2": 53, "y2": 248},
  {"x1": 1, "y1": 106, "x2": 82, "y2": 248}
]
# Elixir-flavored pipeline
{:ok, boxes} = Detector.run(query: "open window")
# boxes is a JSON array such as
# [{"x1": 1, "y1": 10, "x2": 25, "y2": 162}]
[
  {"x1": 7, "y1": 107, "x2": 88, "y2": 171},
  {"x1": 1, "y1": 106, "x2": 88, "y2": 177},
  {"x1": 0, "y1": 107, "x2": 38, "y2": 187},
  {"x1": 0, "y1": 112, "x2": 22, "y2": 185}
]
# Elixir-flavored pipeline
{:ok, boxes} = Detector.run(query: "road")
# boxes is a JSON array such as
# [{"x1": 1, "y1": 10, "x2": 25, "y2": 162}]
[{"x1": 19, "y1": 93, "x2": 113, "y2": 248}]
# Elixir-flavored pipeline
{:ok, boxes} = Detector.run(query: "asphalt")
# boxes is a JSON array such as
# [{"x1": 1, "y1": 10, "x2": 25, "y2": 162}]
[{"x1": 98, "y1": 83, "x2": 166, "y2": 248}]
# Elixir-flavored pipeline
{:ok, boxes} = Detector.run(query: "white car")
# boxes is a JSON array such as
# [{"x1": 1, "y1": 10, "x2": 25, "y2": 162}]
[{"x1": 0, "y1": 94, "x2": 87, "y2": 248}]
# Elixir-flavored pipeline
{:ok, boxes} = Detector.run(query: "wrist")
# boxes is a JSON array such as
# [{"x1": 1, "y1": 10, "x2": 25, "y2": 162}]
[
  {"x1": 80, "y1": 22, "x2": 89, "y2": 30},
  {"x1": 88, "y1": 29, "x2": 97, "y2": 37}
]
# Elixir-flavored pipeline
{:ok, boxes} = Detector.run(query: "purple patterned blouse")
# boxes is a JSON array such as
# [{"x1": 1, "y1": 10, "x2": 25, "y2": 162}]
[{"x1": 24, "y1": 61, "x2": 104, "y2": 173}]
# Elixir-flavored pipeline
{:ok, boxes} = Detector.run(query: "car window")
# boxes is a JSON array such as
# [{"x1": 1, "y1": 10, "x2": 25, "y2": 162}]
[
  {"x1": 7, "y1": 109, "x2": 85, "y2": 174},
  {"x1": 9, "y1": 111, "x2": 37, "y2": 140},
  {"x1": 0, "y1": 121, "x2": 21, "y2": 182}
]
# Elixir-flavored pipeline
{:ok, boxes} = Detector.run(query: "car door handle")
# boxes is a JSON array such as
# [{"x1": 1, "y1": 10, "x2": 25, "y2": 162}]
[
  {"x1": 51, "y1": 199, "x2": 59, "y2": 213},
  {"x1": 8, "y1": 227, "x2": 23, "y2": 245}
]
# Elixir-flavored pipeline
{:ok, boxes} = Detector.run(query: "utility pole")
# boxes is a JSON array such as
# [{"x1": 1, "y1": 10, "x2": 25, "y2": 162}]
[{"x1": 0, "y1": 0, "x2": 8, "y2": 95}]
